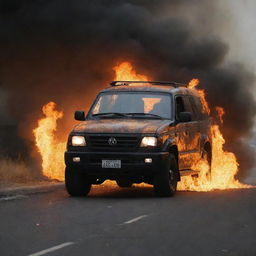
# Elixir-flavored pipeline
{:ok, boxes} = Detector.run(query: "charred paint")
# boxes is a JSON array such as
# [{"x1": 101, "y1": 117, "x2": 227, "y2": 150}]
[{"x1": 73, "y1": 119, "x2": 172, "y2": 135}]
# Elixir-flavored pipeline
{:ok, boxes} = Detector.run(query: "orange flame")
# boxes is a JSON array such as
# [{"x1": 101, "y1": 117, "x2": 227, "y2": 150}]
[
  {"x1": 33, "y1": 102, "x2": 65, "y2": 181},
  {"x1": 188, "y1": 78, "x2": 200, "y2": 88},
  {"x1": 177, "y1": 124, "x2": 252, "y2": 191},
  {"x1": 177, "y1": 79, "x2": 252, "y2": 191},
  {"x1": 188, "y1": 78, "x2": 210, "y2": 115},
  {"x1": 113, "y1": 62, "x2": 148, "y2": 81}
]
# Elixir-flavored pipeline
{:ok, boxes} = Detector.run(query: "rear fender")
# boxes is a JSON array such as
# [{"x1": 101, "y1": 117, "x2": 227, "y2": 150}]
[{"x1": 200, "y1": 135, "x2": 211, "y2": 155}]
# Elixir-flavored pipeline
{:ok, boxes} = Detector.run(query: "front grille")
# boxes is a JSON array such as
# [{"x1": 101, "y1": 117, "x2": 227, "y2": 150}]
[{"x1": 87, "y1": 134, "x2": 141, "y2": 152}]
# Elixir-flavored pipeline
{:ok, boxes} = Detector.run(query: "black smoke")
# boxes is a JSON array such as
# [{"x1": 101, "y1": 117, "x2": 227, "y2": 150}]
[{"x1": 0, "y1": 0, "x2": 255, "y2": 179}]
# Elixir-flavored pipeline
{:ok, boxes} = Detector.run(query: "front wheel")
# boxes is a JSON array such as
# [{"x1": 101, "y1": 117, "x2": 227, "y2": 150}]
[
  {"x1": 153, "y1": 154, "x2": 178, "y2": 197},
  {"x1": 65, "y1": 167, "x2": 91, "y2": 196}
]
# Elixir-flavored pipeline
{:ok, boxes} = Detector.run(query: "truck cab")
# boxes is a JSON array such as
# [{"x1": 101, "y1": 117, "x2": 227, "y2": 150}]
[{"x1": 65, "y1": 81, "x2": 212, "y2": 197}]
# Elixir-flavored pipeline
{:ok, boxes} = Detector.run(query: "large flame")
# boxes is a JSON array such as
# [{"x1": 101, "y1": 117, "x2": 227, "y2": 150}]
[
  {"x1": 113, "y1": 62, "x2": 148, "y2": 81},
  {"x1": 177, "y1": 80, "x2": 252, "y2": 191},
  {"x1": 177, "y1": 123, "x2": 251, "y2": 191},
  {"x1": 33, "y1": 102, "x2": 65, "y2": 181},
  {"x1": 189, "y1": 78, "x2": 210, "y2": 115}
]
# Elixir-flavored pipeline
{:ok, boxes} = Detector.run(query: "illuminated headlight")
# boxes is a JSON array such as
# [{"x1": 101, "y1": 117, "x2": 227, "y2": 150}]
[
  {"x1": 140, "y1": 137, "x2": 157, "y2": 147},
  {"x1": 72, "y1": 136, "x2": 86, "y2": 146}
]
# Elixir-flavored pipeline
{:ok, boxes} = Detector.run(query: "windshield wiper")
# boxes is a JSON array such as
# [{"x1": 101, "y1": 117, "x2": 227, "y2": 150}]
[
  {"x1": 92, "y1": 112, "x2": 164, "y2": 119},
  {"x1": 92, "y1": 112, "x2": 127, "y2": 117},
  {"x1": 125, "y1": 113, "x2": 163, "y2": 119}
]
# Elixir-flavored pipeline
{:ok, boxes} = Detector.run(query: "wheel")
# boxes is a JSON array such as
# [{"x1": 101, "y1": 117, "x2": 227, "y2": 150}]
[
  {"x1": 116, "y1": 180, "x2": 133, "y2": 188},
  {"x1": 65, "y1": 167, "x2": 91, "y2": 196},
  {"x1": 202, "y1": 147, "x2": 212, "y2": 180},
  {"x1": 153, "y1": 154, "x2": 178, "y2": 197}
]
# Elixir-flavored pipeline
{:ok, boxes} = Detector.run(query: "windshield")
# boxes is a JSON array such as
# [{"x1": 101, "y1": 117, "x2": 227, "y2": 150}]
[{"x1": 89, "y1": 92, "x2": 172, "y2": 119}]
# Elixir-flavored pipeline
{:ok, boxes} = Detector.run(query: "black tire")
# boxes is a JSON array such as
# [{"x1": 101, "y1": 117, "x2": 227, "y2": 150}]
[
  {"x1": 116, "y1": 180, "x2": 133, "y2": 188},
  {"x1": 65, "y1": 167, "x2": 91, "y2": 196},
  {"x1": 202, "y1": 147, "x2": 212, "y2": 180},
  {"x1": 153, "y1": 154, "x2": 178, "y2": 197}
]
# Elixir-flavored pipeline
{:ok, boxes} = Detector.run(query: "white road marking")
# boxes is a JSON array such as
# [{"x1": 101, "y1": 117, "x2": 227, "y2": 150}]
[
  {"x1": 0, "y1": 195, "x2": 28, "y2": 201},
  {"x1": 122, "y1": 215, "x2": 148, "y2": 225},
  {"x1": 27, "y1": 242, "x2": 74, "y2": 256}
]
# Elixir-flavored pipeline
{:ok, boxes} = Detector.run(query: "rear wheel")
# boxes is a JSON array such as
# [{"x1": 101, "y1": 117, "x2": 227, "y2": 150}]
[
  {"x1": 153, "y1": 154, "x2": 178, "y2": 197},
  {"x1": 65, "y1": 167, "x2": 91, "y2": 196},
  {"x1": 202, "y1": 147, "x2": 212, "y2": 180},
  {"x1": 116, "y1": 180, "x2": 133, "y2": 188}
]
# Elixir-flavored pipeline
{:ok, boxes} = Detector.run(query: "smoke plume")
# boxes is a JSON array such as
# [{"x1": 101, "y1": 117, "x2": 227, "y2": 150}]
[{"x1": 0, "y1": 0, "x2": 255, "y2": 179}]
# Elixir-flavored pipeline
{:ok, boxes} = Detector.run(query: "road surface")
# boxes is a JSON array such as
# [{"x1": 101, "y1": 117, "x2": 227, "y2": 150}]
[{"x1": 0, "y1": 184, "x2": 256, "y2": 256}]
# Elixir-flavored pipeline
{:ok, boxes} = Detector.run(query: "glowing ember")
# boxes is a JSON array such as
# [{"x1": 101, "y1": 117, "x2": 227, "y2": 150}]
[{"x1": 33, "y1": 102, "x2": 65, "y2": 181}]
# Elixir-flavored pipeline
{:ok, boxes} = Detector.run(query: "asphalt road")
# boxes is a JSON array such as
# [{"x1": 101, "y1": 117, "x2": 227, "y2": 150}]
[{"x1": 0, "y1": 184, "x2": 256, "y2": 256}]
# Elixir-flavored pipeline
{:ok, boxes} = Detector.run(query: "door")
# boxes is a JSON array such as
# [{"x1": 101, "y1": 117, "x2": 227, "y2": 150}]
[
  {"x1": 174, "y1": 95, "x2": 190, "y2": 170},
  {"x1": 184, "y1": 95, "x2": 201, "y2": 166}
]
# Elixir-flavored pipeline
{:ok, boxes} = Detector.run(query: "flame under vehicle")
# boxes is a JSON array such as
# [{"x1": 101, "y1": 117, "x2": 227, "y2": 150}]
[{"x1": 65, "y1": 81, "x2": 212, "y2": 197}]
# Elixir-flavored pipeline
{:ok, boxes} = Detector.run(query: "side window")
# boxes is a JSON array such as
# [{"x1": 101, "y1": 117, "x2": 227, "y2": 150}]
[
  {"x1": 175, "y1": 96, "x2": 185, "y2": 121},
  {"x1": 188, "y1": 96, "x2": 199, "y2": 121},
  {"x1": 194, "y1": 96, "x2": 206, "y2": 120}
]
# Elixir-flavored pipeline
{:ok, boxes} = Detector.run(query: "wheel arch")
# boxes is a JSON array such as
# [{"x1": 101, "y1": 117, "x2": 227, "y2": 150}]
[
  {"x1": 169, "y1": 145, "x2": 180, "y2": 181},
  {"x1": 203, "y1": 141, "x2": 212, "y2": 163}
]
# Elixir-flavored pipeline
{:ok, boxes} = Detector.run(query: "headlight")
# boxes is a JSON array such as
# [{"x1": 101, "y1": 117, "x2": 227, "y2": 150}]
[
  {"x1": 140, "y1": 137, "x2": 157, "y2": 147},
  {"x1": 72, "y1": 136, "x2": 86, "y2": 146}
]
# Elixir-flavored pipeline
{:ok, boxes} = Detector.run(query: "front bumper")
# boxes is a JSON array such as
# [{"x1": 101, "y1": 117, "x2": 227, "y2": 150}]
[{"x1": 65, "y1": 151, "x2": 169, "y2": 178}]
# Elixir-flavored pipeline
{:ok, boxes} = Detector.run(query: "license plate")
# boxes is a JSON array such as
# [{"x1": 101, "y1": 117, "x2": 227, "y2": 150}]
[{"x1": 102, "y1": 160, "x2": 121, "y2": 169}]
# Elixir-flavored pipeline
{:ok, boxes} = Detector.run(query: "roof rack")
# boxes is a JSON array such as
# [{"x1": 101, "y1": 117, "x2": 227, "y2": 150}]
[{"x1": 110, "y1": 81, "x2": 187, "y2": 88}]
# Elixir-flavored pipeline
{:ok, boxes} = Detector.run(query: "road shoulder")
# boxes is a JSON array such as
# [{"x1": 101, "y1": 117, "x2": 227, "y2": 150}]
[{"x1": 0, "y1": 181, "x2": 64, "y2": 197}]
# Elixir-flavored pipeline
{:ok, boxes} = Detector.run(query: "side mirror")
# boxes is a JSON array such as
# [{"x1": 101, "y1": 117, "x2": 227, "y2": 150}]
[
  {"x1": 179, "y1": 112, "x2": 192, "y2": 122},
  {"x1": 74, "y1": 110, "x2": 85, "y2": 121}
]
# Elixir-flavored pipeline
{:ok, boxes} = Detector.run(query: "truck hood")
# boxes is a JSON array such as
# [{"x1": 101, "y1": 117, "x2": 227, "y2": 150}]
[{"x1": 72, "y1": 119, "x2": 172, "y2": 134}]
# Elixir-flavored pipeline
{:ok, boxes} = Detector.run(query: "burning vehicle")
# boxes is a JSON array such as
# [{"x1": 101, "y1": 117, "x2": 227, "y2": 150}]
[
  {"x1": 64, "y1": 80, "x2": 212, "y2": 197},
  {"x1": 33, "y1": 62, "x2": 250, "y2": 194}
]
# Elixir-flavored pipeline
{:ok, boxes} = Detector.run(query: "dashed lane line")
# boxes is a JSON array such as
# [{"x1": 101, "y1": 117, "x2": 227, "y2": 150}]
[
  {"x1": 27, "y1": 242, "x2": 75, "y2": 256},
  {"x1": 122, "y1": 215, "x2": 148, "y2": 225}
]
